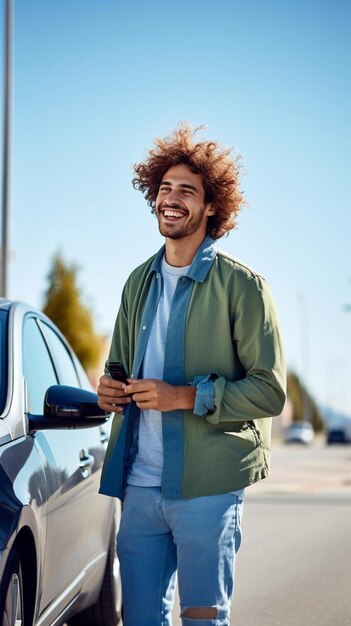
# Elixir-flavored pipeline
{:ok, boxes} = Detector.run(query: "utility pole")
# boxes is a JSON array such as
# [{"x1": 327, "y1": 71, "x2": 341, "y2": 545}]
[
  {"x1": 1, "y1": 0, "x2": 13, "y2": 297},
  {"x1": 299, "y1": 293, "x2": 311, "y2": 422},
  {"x1": 344, "y1": 277, "x2": 351, "y2": 312}
]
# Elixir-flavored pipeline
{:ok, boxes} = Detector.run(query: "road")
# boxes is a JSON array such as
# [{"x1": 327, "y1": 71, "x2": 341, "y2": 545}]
[
  {"x1": 171, "y1": 442, "x2": 351, "y2": 626},
  {"x1": 62, "y1": 443, "x2": 351, "y2": 626},
  {"x1": 63, "y1": 443, "x2": 351, "y2": 625}
]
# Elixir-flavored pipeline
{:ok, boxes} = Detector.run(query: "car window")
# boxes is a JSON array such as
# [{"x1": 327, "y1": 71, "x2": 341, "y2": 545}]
[
  {"x1": 0, "y1": 310, "x2": 8, "y2": 414},
  {"x1": 39, "y1": 321, "x2": 80, "y2": 388},
  {"x1": 73, "y1": 357, "x2": 94, "y2": 391},
  {"x1": 22, "y1": 317, "x2": 58, "y2": 414}
]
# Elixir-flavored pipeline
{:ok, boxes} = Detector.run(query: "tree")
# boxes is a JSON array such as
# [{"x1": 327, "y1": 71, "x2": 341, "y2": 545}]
[
  {"x1": 43, "y1": 253, "x2": 102, "y2": 371},
  {"x1": 287, "y1": 371, "x2": 324, "y2": 433}
]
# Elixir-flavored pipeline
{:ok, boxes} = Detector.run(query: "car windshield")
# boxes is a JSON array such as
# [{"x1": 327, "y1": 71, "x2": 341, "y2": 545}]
[{"x1": 0, "y1": 309, "x2": 8, "y2": 414}]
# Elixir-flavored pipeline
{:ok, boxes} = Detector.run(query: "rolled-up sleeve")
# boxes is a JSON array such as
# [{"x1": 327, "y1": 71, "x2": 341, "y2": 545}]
[{"x1": 188, "y1": 373, "x2": 218, "y2": 417}]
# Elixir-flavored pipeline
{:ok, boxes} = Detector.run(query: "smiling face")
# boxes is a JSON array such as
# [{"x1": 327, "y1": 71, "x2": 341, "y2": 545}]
[{"x1": 155, "y1": 163, "x2": 215, "y2": 241}]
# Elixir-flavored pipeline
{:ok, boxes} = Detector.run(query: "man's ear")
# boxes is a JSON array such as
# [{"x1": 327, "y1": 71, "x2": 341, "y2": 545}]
[{"x1": 205, "y1": 203, "x2": 216, "y2": 216}]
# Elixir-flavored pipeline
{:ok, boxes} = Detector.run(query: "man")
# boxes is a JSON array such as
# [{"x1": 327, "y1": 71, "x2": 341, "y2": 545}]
[{"x1": 98, "y1": 124, "x2": 286, "y2": 626}]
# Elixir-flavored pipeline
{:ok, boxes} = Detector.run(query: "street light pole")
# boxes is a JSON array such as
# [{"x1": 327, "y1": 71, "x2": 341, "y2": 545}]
[
  {"x1": 299, "y1": 293, "x2": 311, "y2": 422},
  {"x1": 1, "y1": 0, "x2": 13, "y2": 298}
]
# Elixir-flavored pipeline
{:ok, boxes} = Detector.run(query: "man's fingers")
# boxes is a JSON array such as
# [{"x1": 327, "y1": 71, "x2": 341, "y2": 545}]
[
  {"x1": 124, "y1": 379, "x2": 155, "y2": 394},
  {"x1": 131, "y1": 391, "x2": 153, "y2": 403},
  {"x1": 109, "y1": 405, "x2": 124, "y2": 413},
  {"x1": 99, "y1": 378, "x2": 166, "y2": 411},
  {"x1": 135, "y1": 401, "x2": 153, "y2": 409},
  {"x1": 97, "y1": 400, "x2": 123, "y2": 413},
  {"x1": 99, "y1": 394, "x2": 131, "y2": 405},
  {"x1": 97, "y1": 383, "x2": 127, "y2": 398},
  {"x1": 99, "y1": 375, "x2": 126, "y2": 390}
]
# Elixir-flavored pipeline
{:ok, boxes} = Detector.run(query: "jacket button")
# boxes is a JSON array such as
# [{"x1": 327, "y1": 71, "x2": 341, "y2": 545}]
[{"x1": 142, "y1": 325, "x2": 147, "y2": 330}]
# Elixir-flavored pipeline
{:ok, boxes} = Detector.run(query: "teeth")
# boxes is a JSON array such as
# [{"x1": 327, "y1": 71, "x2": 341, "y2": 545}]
[{"x1": 164, "y1": 210, "x2": 184, "y2": 218}]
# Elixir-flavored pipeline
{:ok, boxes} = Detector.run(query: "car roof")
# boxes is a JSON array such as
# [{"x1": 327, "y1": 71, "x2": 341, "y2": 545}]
[
  {"x1": 0, "y1": 298, "x2": 45, "y2": 316},
  {"x1": 0, "y1": 299, "x2": 71, "y2": 348},
  {"x1": 0, "y1": 298, "x2": 11, "y2": 311}
]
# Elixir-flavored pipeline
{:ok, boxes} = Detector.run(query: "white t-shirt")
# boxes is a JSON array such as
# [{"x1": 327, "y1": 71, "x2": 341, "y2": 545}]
[{"x1": 127, "y1": 256, "x2": 190, "y2": 486}]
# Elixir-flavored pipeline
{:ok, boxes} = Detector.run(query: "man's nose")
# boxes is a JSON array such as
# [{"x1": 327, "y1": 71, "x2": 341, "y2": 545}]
[{"x1": 165, "y1": 189, "x2": 181, "y2": 204}]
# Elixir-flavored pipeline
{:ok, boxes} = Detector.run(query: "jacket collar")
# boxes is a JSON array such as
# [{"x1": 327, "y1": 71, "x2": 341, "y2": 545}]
[{"x1": 149, "y1": 235, "x2": 217, "y2": 283}]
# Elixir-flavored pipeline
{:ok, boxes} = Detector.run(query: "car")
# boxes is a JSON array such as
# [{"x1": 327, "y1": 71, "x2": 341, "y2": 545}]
[
  {"x1": 0, "y1": 299, "x2": 122, "y2": 626},
  {"x1": 284, "y1": 420, "x2": 315, "y2": 445},
  {"x1": 327, "y1": 421, "x2": 351, "y2": 444},
  {"x1": 324, "y1": 410, "x2": 351, "y2": 444}
]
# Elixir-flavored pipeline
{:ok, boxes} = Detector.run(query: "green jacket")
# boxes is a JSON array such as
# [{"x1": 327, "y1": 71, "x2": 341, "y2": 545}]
[{"x1": 99, "y1": 236, "x2": 286, "y2": 499}]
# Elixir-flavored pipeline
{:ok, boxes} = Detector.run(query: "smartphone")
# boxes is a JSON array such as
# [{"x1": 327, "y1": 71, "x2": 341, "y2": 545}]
[{"x1": 107, "y1": 361, "x2": 129, "y2": 384}]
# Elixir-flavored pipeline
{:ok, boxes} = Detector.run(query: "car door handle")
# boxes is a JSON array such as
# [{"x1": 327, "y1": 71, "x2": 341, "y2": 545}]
[
  {"x1": 100, "y1": 429, "x2": 109, "y2": 445},
  {"x1": 79, "y1": 450, "x2": 95, "y2": 477}
]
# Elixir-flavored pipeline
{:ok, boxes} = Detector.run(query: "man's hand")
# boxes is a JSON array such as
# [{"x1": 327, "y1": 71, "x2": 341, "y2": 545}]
[
  {"x1": 125, "y1": 379, "x2": 196, "y2": 412},
  {"x1": 97, "y1": 375, "x2": 132, "y2": 413}
]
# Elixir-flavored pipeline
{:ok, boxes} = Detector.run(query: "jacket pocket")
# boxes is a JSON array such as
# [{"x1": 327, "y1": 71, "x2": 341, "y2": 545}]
[
  {"x1": 245, "y1": 421, "x2": 261, "y2": 447},
  {"x1": 223, "y1": 420, "x2": 260, "y2": 449}
]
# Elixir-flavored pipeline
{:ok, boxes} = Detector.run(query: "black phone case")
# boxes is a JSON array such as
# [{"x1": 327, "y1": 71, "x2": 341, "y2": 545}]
[{"x1": 107, "y1": 361, "x2": 129, "y2": 384}]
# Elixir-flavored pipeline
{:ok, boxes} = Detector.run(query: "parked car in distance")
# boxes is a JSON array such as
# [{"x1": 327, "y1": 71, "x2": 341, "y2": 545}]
[
  {"x1": 327, "y1": 417, "x2": 351, "y2": 444},
  {"x1": 284, "y1": 420, "x2": 315, "y2": 445},
  {"x1": 0, "y1": 299, "x2": 122, "y2": 626}
]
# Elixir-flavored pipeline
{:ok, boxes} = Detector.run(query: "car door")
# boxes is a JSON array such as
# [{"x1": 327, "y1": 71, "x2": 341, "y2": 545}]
[
  {"x1": 22, "y1": 316, "x2": 107, "y2": 617},
  {"x1": 38, "y1": 320, "x2": 113, "y2": 571}
]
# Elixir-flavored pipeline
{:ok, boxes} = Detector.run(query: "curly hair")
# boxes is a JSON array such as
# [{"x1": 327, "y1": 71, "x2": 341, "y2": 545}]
[{"x1": 132, "y1": 123, "x2": 244, "y2": 239}]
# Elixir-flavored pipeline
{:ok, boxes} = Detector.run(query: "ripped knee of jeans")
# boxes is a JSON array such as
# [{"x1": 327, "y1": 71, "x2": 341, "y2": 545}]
[{"x1": 181, "y1": 606, "x2": 218, "y2": 620}]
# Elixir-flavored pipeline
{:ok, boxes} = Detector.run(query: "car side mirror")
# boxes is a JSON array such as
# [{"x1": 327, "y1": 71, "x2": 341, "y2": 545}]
[{"x1": 28, "y1": 385, "x2": 111, "y2": 433}]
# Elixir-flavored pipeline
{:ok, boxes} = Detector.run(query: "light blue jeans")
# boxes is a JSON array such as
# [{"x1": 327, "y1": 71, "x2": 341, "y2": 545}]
[{"x1": 116, "y1": 485, "x2": 244, "y2": 626}]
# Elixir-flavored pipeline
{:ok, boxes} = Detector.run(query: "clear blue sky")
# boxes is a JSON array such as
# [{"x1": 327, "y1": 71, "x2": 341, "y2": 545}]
[{"x1": 2, "y1": 0, "x2": 351, "y2": 416}]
